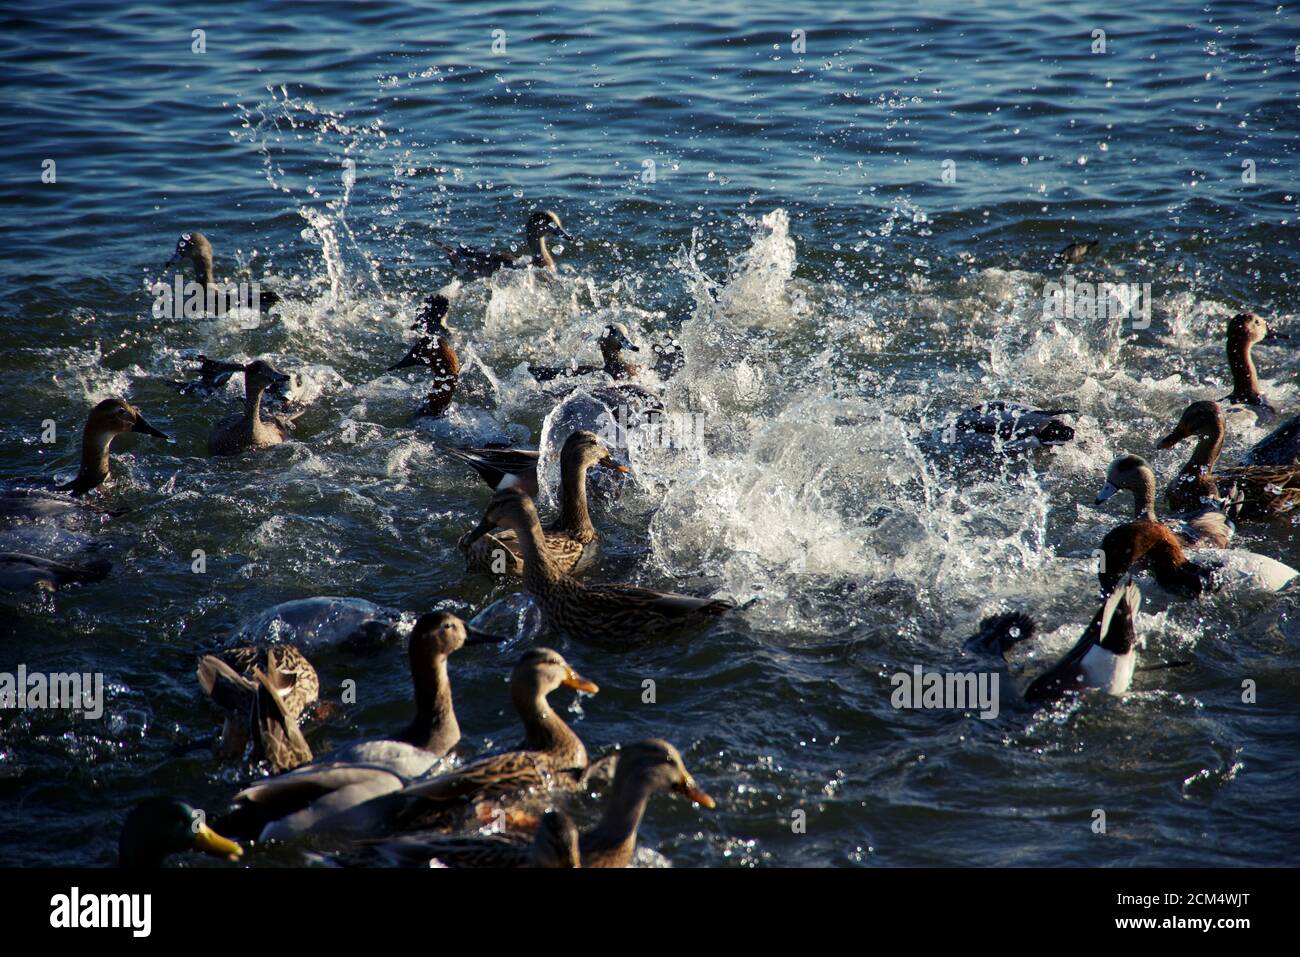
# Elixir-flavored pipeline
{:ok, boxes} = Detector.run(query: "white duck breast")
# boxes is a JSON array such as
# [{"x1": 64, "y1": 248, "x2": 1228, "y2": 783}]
[
  {"x1": 1208, "y1": 550, "x2": 1300, "y2": 593},
  {"x1": 1080, "y1": 642, "x2": 1136, "y2": 695}
]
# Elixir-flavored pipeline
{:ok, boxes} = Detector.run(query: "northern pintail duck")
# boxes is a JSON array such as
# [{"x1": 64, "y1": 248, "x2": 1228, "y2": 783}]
[
  {"x1": 434, "y1": 209, "x2": 572, "y2": 277},
  {"x1": 207, "y1": 359, "x2": 302, "y2": 456},
  {"x1": 373, "y1": 738, "x2": 714, "y2": 869},
  {"x1": 1059, "y1": 240, "x2": 1099, "y2": 264},
  {"x1": 0, "y1": 552, "x2": 112, "y2": 592},
  {"x1": 165, "y1": 232, "x2": 280, "y2": 315},
  {"x1": 1094, "y1": 454, "x2": 1232, "y2": 548},
  {"x1": 1024, "y1": 578, "x2": 1140, "y2": 704},
  {"x1": 217, "y1": 613, "x2": 504, "y2": 842},
  {"x1": 196, "y1": 644, "x2": 320, "y2": 773},
  {"x1": 1157, "y1": 400, "x2": 1300, "y2": 520},
  {"x1": 119, "y1": 798, "x2": 243, "y2": 868},
  {"x1": 0, "y1": 398, "x2": 170, "y2": 521},
  {"x1": 388, "y1": 290, "x2": 461, "y2": 417},
  {"x1": 1096, "y1": 520, "x2": 1296, "y2": 599},
  {"x1": 529, "y1": 323, "x2": 642, "y2": 383},
  {"x1": 354, "y1": 809, "x2": 581, "y2": 869},
  {"x1": 1222, "y1": 312, "x2": 1299, "y2": 465},
  {"x1": 462, "y1": 489, "x2": 737, "y2": 642},
  {"x1": 460, "y1": 430, "x2": 624, "y2": 577},
  {"x1": 392, "y1": 647, "x2": 598, "y2": 831}
]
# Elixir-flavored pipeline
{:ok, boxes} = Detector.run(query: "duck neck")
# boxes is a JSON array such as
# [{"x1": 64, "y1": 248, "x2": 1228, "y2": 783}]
[
  {"x1": 68, "y1": 426, "x2": 115, "y2": 496},
  {"x1": 1226, "y1": 337, "x2": 1262, "y2": 404},
  {"x1": 243, "y1": 381, "x2": 266, "y2": 425},
  {"x1": 401, "y1": 654, "x2": 458, "y2": 752},
  {"x1": 513, "y1": 683, "x2": 584, "y2": 762},
  {"x1": 1130, "y1": 478, "x2": 1158, "y2": 523},
  {"x1": 1182, "y1": 427, "x2": 1224, "y2": 474},
  {"x1": 510, "y1": 510, "x2": 566, "y2": 590},
  {"x1": 583, "y1": 777, "x2": 651, "y2": 863},
  {"x1": 555, "y1": 455, "x2": 596, "y2": 543},
  {"x1": 528, "y1": 232, "x2": 554, "y2": 269}
]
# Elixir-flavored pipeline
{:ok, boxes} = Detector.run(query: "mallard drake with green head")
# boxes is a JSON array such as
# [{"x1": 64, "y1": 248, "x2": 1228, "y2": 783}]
[
  {"x1": 118, "y1": 798, "x2": 244, "y2": 868},
  {"x1": 460, "y1": 430, "x2": 625, "y2": 577},
  {"x1": 1158, "y1": 400, "x2": 1300, "y2": 520},
  {"x1": 462, "y1": 489, "x2": 737, "y2": 642}
]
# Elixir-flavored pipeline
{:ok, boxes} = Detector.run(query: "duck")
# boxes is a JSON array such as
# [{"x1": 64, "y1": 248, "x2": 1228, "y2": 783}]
[
  {"x1": 173, "y1": 353, "x2": 301, "y2": 409},
  {"x1": 0, "y1": 552, "x2": 112, "y2": 592},
  {"x1": 387, "y1": 289, "x2": 461, "y2": 417},
  {"x1": 1157, "y1": 400, "x2": 1300, "y2": 520},
  {"x1": 118, "y1": 798, "x2": 243, "y2": 868},
  {"x1": 391, "y1": 647, "x2": 599, "y2": 832},
  {"x1": 1221, "y1": 312, "x2": 1299, "y2": 465},
  {"x1": 461, "y1": 488, "x2": 737, "y2": 642},
  {"x1": 370, "y1": 738, "x2": 714, "y2": 869},
  {"x1": 230, "y1": 596, "x2": 403, "y2": 652},
  {"x1": 931, "y1": 402, "x2": 1075, "y2": 460},
  {"x1": 1024, "y1": 577, "x2": 1140, "y2": 704},
  {"x1": 214, "y1": 613, "x2": 505, "y2": 843},
  {"x1": 1095, "y1": 520, "x2": 1296, "y2": 599},
  {"x1": 443, "y1": 444, "x2": 541, "y2": 498},
  {"x1": 1094, "y1": 454, "x2": 1232, "y2": 548},
  {"x1": 962, "y1": 611, "x2": 1037, "y2": 661},
  {"x1": 529, "y1": 324, "x2": 642, "y2": 383},
  {"x1": 459, "y1": 430, "x2": 625, "y2": 577},
  {"x1": 434, "y1": 210, "x2": 572, "y2": 277},
  {"x1": 1059, "y1": 240, "x2": 1099, "y2": 264},
  {"x1": 1, "y1": 398, "x2": 170, "y2": 522},
  {"x1": 196, "y1": 644, "x2": 320, "y2": 772},
  {"x1": 164, "y1": 232, "x2": 280, "y2": 315},
  {"x1": 207, "y1": 359, "x2": 302, "y2": 456},
  {"x1": 352, "y1": 809, "x2": 581, "y2": 869}
]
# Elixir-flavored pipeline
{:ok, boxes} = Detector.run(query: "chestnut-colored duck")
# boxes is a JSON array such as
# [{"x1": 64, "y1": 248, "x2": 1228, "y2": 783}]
[{"x1": 388, "y1": 289, "x2": 461, "y2": 417}]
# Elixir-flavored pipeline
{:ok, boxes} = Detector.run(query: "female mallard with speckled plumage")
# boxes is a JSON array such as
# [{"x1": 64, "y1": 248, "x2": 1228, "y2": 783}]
[
  {"x1": 388, "y1": 288, "x2": 462, "y2": 417},
  {"x1": 207, "y1": 359, "x2": 303, "y2": 456},
  {"x1": 1222, "y1": 312, "x2": 1299, "y2": 465},
  {"x1": 392, "y1": 647, "x2": 598, "y2": 832},
  {"x1": 459, "y1": 430, "x2": 625, "y2": 577},
  {"x1": 354, "y1": 809, "x2": 581, "y2": 869},
  {"x1": 434, "y1": 210, "x2": 572, "y2": 277},
  {"x1": 1094, "y1": 454, "x2": 1233, "y2": 549},
  {"x1": 196, "y1": 644, "x2": 319, "y2": 773},
  {"x1": 462, "y1": 488, "x2": 736, "y2": 642},
  {"x1": 1158, "y1": 400, "x2": 1300, "y2": 520}
]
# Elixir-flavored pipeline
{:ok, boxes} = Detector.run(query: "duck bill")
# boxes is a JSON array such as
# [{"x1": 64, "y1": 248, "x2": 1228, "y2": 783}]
[
  {"x1": 388, "y1": 344, "x2": 427, "y2": 371},
  {"x1": 1094, "y1": 482, "x2": 1119, "y2": 505},
  {"x1": 562, "y1": 669, "x2": 599, "y2": 694},
  {"x1": 1156, "y1": 426, "x2": 1190, "y2": 450},
  {"x1": 460, "y1": 516, "x2": 498, "y2": 548},
  {"x1": 192, "y1": 822, "x2": 243, "y2": 862},
  {"x1": 679, "y1": 778, "x2": 716, "y2": 809},
  {"x1": 131, "y1": 415, "x2": 171, "y2": 441},
  {"x1": 556, "y1": 227, "x2": 574, "y2": 242},
  {"x1": 597, "y1": 454, "x2": 629, "y2": 474},
  {"x1": 1264, "y1": 329, "x2": 1290, "y2": 342},
  {"x1": 464, "y1": 626, "x2": 509, "y2": 646}
]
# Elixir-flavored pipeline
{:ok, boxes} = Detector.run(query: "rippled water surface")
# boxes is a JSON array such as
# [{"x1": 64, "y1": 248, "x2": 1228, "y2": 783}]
[{"x1": 1, "y1": 1, "x2": 1298, "y2": 867}]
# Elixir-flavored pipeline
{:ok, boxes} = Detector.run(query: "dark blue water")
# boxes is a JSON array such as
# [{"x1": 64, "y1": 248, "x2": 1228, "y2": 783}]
[{"x1": 1, "y1": 1, "x2": 1298, "y2": 866}]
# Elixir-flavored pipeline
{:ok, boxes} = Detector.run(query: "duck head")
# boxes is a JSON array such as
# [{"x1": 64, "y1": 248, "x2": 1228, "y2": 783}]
[
  {"x1": 1156, "y1": 400, "x2": 1224, "y2": 452},
  {"x1": 118, "y1": 798, "x2": 243, "y2": 868},
  {"x1": 531, "y1": 810, "x2": 581, "y2": 868},
  {"x1": 165, "y1": 232, "x2": 215, "y2": 283},
  {"x1": 513, "y1": 646, "x2": 599, "y2": 698},
  {"x1": 609, "y1": 738, "x2": 716, "y2": 809},
  {"x1": 242, "y1": 358, "x2": 291, "y2": 396},
  {"x1": 409, "y1": 610, "x2": 506, "y2": 657},
  {"x1": 89, "y1": 397, "x2": 171, "y2": 443},
  {"x1": 527, "y1": 209, "x2": 572, "y2": 243},
  {"x1": 460, "y1": 487, "x2": 539, "y2": 546},
  {"x1": 599, "y1": 323, "x2": 640, "y2": 357},
  {"x1": 561, "y1": 429, "x2": 627, "y2": 473},
  {"x1": 1096, "y1": 454, "x2": 1155, "y2": 504}
]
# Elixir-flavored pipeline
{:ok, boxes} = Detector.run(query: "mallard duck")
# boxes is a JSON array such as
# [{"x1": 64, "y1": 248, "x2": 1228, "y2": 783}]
[
  {"x1": 529, "y1": 323, "x2": 642, "y2": 383},
  {"x1": 1095, "y1": 520, "x2": 1296, "y2": 599},
  {"x1": 1094, "y1": 454, "x2": 1232, "y2": 548},
  {"x1": 355, "y1": 809, "x2": 581, "y2": 869},
  {"x1": 207, "y1": 359, "x2": 302, "y2": 456},
  {"x1": 460, "y1": 430, "x2": 624, "y2": 577},
  {"x1": 434, "y1": 210, "x2": 572, "y2": 277},
  {"x1": 196, "y1": 644, "x2": 319, "y2": 772},
  {"x1": 1157, "y1": 400, "x2": 1300, "y2": 520},
  {"x1": 373, "y1": 738, "x2": 713, "y2": 869},
  {"x1": 388, "y1": 289, "x2": 462, "y2": 417},
  {"x1": 118, "y1": 798, "x2": 243, "y2": 868},
  {"x1": 164, "y1": 232, "x2": 280, "y2": 314},
  {"x1": 231, "y1": 596, "x2": 403, "y2": 652},
  {"x1": 215, "y1": 613, "x2": 505, "y2": 842},
  {"x1": 392, "y1": 647, "x2": 598, "y2": 831},
  {"x1": 1, "y1": 398, "x2": 170, "y2": 521},
  {"x1": 462, "y1": 488, "x2": 736, "y2": 642},
  {"x1": 1222, "y1": 313, "x2": 1299, "y2": 465},
  {"x1": 0, "y1": 552, "x2": 112, "y2": 592},
  {"x1": 1024, "y1": 578, "x2": 1140, "y2": 704}
]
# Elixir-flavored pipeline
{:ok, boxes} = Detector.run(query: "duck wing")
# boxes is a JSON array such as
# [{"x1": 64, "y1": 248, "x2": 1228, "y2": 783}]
[
  {"x1": 585, "y1": 582, "x2": 737, "y2": 618},
  {"x1": 250, "y1": 667, "x2": 313, "y2": 773},
  {"x1": 442, "y1": 445, "x2": 540, "y2": 495}
]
